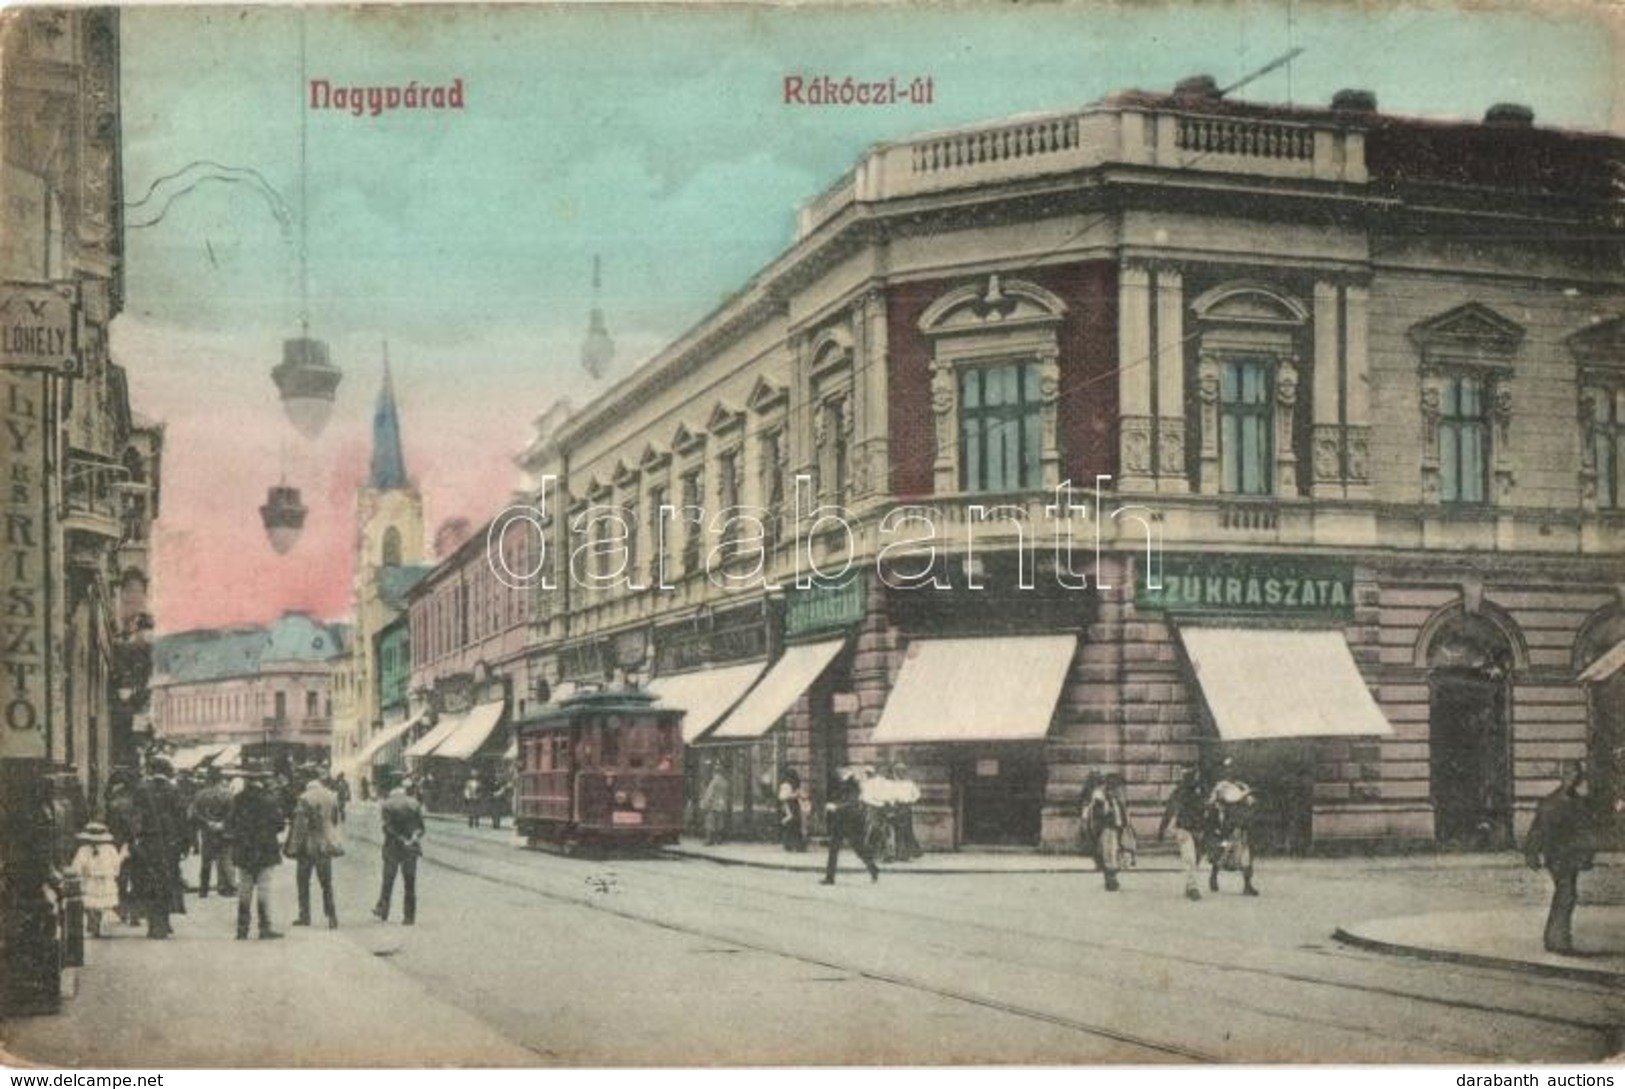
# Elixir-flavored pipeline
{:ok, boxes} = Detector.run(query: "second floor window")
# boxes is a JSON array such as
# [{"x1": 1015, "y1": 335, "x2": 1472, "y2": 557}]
[
  {"x1": 1591, "y1": 388, "x2": 1624, "y2": 510},
  {"x1": 306, "y1": 691, "x2": 318, "y2": 718},
  {"x1": 648, "y1": 484, "x2": 670, "y2": 584},
  {"x1": 717, "y1": 449, "x2": 741, "y2": 552},
  {"x1": 1440, "y1": 374, "x2": 1489, "y2": 504},
  {"x1": 1220, "y1": 358, "x2": 1273, "y2": 496},
  {"x1": 760, "y1": 428, "x2": 785, "y2": 550},
  {"x1": 680, "y1": 468, "x2": 705, "y2": 575},
  {"x1": 960, "y1": 361, "x2": 1041, "y2": 493}
]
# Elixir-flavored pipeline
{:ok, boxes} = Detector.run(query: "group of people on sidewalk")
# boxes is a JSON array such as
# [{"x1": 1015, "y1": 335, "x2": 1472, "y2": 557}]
[{"x1": 69, "y1": 754, "x2": 428, "y2": 944}]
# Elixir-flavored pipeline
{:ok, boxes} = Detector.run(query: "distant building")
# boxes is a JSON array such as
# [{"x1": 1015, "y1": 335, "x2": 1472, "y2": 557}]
[
  {"x1": 331, "y1": 354, "x2": 431, "y2": 774},
  {"x1": 150, "y1": 613, "x2": 349, "y2": 759}
]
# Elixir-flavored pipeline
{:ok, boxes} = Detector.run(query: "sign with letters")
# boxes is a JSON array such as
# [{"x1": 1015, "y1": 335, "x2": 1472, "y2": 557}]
[
  {"x1": 0, "y1": 281, "x2": 79, "y2": 376},
  {"x1": 785, "y1": 575, "x2": 865, "y2": 639},
  {"x1": 1135, "y1": 553, "x2": 1356, "y2": 618},
  {"x1": 2, "y1": 373, "x2": 51, "y2": 757}
]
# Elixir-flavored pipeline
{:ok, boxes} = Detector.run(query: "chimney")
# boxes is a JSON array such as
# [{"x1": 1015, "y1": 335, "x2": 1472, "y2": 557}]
[
  {"x1": 1173, "y1": 74, "x2": 1220, "y2": 99},
  {"x1": 1484, "y1": 102, "x2": 1534, "y2": 126},
  {"x1": 1331, "y1": 89, "x2": 1378, "y2": 113}
]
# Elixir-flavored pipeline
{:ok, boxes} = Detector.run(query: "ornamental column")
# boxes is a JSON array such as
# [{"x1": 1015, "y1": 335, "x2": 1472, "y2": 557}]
[
  {"x1": 1154, "y1": 267, "x2": 1189, "y2": 493},
  {"x1": 1118, "y1": 262, "x2": 1154, "y2": 492}
]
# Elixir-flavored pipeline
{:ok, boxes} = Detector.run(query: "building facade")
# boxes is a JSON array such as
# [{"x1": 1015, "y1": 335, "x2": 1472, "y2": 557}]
[
  {"x1": 0, "y1": 6, "x2": 165, "y2": 1012},
  {"x1": 504, "y1": 81, "x2": 1624, "y2": 853},
  {"x1": 331, "y1": 359, "x2": 430, "y2": 774},
  {"x1": 150, "y1": 613, "x2": 349, "y2": 757}
]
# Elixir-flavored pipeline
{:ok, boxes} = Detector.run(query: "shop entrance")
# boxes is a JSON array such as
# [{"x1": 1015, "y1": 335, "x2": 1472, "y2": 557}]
[
  {"x1": 952, "y1": 747, "x2": 1044, "y2": 847},
  {"x1": 1427, "y1": 614, "x2": 1514, "y2": 849}
]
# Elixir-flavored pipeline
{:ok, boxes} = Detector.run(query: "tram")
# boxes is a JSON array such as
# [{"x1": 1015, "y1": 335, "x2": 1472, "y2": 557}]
[{"x1": 512, "y1": 687, "x2": 685, "y2": 852}]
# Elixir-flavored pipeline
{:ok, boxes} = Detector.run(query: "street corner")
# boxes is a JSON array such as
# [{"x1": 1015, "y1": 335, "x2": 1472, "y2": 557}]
[{"x1": 1333, "y1": 908, "x2": 1625, "y2": 986}]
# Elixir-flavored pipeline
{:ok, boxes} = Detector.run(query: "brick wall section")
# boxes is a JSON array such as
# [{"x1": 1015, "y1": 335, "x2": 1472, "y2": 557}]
[{"x1": 886, "y1": 261, "x2": 1119, "y2": 500}]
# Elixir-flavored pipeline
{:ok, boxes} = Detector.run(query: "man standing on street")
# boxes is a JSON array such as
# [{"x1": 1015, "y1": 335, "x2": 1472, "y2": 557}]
[
  {"x1": 1083, "y1": 772, "x2": 1130, "y2": 892},
  {"x1": 1524, "y1": 760, "x2": 1595, "y2": 955},
  {"x1": 188, "y1": 767, "x2": 237, "y2": 898},
  {"x1": 129, "y1": 757, "x2": 183, "y2": 939},
  {"x1": 1158, "y1": 765, "x2": 1208, "y2": 901},
  {"x1": 287, "y1": 773, "x2": 343, "y2": 929},
  {"x1": 227, "y1": 769, "x2": 286, "y2": 940},
  {"x1": 374, "y1": 781, "x2": 425, "y2": 925},
  {"x1": 700, "y1": 764, "x2": 730, "y2": 846}
]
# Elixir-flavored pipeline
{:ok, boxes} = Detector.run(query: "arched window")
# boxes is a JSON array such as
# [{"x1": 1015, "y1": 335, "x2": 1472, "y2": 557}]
[{"x1": 382, "y1": 526, "x2": 402, "y2": 567}]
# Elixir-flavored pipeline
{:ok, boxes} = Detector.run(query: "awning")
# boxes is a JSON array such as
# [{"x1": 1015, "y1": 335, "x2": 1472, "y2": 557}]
[
  {"x1": 404, "y1": 712, "x2": 467, "y2": 759},
  {"x1": 214, "y1": 744, "x2": 242, "y2": 768},
  {"x1": 430, "y1": 701, "x2": 508, "y2": 761},
  {"x1": 1179, "y1": 627, "x2": 1393, "y2": 740},
  {"x1": 548, "y1": 681, "x2": 579, "y2": 705},
  {"x1": 707, "y1": 640, "x2": 846, "y2": 742},
  {"x1": 870, "y1": 636, "x2": 1078, "y2": 744},
  {"x1": 170, "y1": 743, "x2": 225, "y2": 771},
  {"x1": 649, "y1": 661, "x2": 767, "y2": 743},
  {"x1": 1579, "y1": 638, "x2": 1625, "y2": 684},
  {"x1": 356, "y1": 715, "x2": 423, "y2": 766}
]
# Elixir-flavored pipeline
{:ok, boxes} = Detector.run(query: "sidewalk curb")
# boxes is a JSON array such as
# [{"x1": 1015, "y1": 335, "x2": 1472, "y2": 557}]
[
  {"x1": 1331, "y1": 926, "x2": 1625, "y2": 987},
  {"x1": 658, "y1": 845, "x2": 1183, "y2": 876}
]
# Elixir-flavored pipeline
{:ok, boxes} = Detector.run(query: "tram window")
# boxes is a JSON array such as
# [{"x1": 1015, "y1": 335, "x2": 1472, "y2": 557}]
[{"x1": 601, "y1": 721, "x2": 620, "y2": 765}]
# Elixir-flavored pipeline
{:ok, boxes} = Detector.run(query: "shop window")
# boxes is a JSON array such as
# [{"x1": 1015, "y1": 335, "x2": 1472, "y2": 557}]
[
  {"x1": 959, "y1": 361, "x2": 1043, "y2": 492},
  {"x1": 1219, "y1": 358, "x2": 1274, "y2": 496}
]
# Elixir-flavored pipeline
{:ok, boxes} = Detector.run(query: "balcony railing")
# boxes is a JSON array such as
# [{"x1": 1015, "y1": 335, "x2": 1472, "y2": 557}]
[{"x1": 797, "y1": 99, "x2": 1367, "y2": 237}]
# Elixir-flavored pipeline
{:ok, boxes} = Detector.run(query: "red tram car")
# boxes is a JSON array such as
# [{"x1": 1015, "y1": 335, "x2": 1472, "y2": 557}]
[{"x1": 512, "y1": 687, "x2": 685, "y2": 851}]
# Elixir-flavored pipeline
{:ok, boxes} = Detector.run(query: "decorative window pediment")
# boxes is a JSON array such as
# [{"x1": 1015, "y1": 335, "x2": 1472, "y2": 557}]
[
  {"x1": 1567, "y1": 315, "x2": 1625, "y2": 374},
  {"x1": 611, "y1": 460, "x2": 639, "y2": 488},
  {"x1": 583, "y1": 477, "x2": 612, "y2": 504},
  {"x1": 1409, "y1": 303, "x2": 1525, "y2": 371},
  {"x1": 746, "y1": 376, "x2": 788, "y2": 414},
  {"x1": 638, "y1": 443, "x2": 671, "y2": 472},
  {"x1": 808, "y1": 327, "x2": 854, "y2": 379},
  {"x1": 672, "y1": 423, "x2": 706, "y2": 456},
  {"x1": 1190, "y1": 281, "x2": 1308, "y2": 328},
  {"x1": 917, "y1": 274, "x2": 1067, "y2": 337},
  {"x1": 706, "y1": 401, "x2": 745, "y2": 434}
]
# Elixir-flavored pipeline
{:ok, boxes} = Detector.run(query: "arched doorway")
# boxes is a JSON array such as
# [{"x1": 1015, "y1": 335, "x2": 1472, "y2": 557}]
[
  {"x1": 1426, "y1": 612, "x2": 1515, "y2": 849},
  {"x1": 1576, "y1": 610, "x2": 1625, "y2": 821}
]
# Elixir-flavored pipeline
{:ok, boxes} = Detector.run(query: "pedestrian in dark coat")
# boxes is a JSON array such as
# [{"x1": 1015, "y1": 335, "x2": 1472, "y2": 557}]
[
  {"x1": 287, "y1": 776, "x2": 343, "y2": 928},
  {"x1": 778, "y1": 769, "x2": 804, "y2": 852},
  {"x1": 227, "y1": 772, "x2": 286, "y2": 940},
  {"x1": 820, "y1": 770, "x2": 879, "y2": 885},
  {"x1": 1158, "y1": 766, "x2": 1208, "y2": 901},
  {"x1": 373, "y1": 784, "x2": 425, "y2": 924},
  {"x1": 129, "y1": 759, "x2": 183, "y2": 938},
  {"x1": 188, "y1": 768, "x2": 237, "y2": 897},
  {"x1": 1082, "y1": 772, "x2": 1130, "y2": 892},
  {"x1": 1524, "y1": 761, "x2": 1595, "y2": 955}
]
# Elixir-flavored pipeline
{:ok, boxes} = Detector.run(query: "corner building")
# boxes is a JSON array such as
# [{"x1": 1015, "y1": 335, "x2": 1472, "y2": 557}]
[{"x1": 517, "y1": 82, "x2": 1625, "y2": 853}]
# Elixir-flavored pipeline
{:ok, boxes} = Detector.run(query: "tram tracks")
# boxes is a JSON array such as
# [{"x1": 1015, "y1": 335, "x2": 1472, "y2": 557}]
[{"x1": 366, "y1": 819, "x2": 1622, "y2": 1062}]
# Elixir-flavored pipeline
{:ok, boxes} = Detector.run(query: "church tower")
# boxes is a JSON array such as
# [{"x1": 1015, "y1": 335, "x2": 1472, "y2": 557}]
[
  {"x1": 580, "y1": 255, "x2": 615, "y2": 381},
  {"x1": 340, "y1": 346, "x2": 427, "y2": 771}
]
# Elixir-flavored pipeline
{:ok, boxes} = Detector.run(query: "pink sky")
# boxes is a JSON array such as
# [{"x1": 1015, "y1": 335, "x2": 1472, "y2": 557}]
[{"x1": 115, "y1": 318, "x2": 627, "y2": 634}]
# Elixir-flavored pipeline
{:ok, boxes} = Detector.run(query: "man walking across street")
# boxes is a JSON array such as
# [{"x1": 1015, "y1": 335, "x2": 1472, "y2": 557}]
[
  {"x1": 288, "y1": 773, "x2": 343, "y2": 929},
  {"x1": 227, "y1": 769, "x2": 286, "y2": 940},
  {"x1": 374, "y1": 781, "x2": 425, "y2": 925},
  {"x1": 1524, "y1": 760, "x2": 1595, "y2": 955},
  {"x1": 188, "y1": 767, "x2": 237, "y2": 898},
  {"x1": 1158, "y1": 765, "x2": 1208, "y2": 901},
  {"x1": 820, "y1": 768, "x2": 879, "y2": 886},
  {"x1": 1082, "y1": 772, "x2": 1130, "y2": 892}
]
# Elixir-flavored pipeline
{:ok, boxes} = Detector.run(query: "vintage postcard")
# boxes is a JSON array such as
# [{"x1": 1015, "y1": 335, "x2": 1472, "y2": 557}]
[{"x1": 0, "y1": 0, "x2": 1622, "y2": 1072}]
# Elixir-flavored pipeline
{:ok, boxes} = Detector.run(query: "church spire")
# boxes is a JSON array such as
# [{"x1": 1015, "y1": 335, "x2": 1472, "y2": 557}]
[
  {"x1": 580, "y1": 255, "x2": 615, "y2": 381},
  {"x1": 370, "y1": 341, "x2": 409, "y2": 490}
]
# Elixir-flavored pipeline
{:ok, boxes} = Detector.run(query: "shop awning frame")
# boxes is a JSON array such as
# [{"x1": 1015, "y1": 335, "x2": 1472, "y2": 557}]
[
  {"x1": 648, "y1": 661, "x2": 768, "y2": 743},
  {"x1": 404, "y1": 711, "x2": 468, "y2": 760},
  {"x1": 1578, "y1": 638, "x2": 1625, "y2": 685},
  {"x1": 356, "y1": 714, "x2": 425, "y2": 766},
  {"x1": 429, "y1": 701, "x2": 508, "y2": 761},
  {"x1": 706, "y1": 639, "x2": 847, "y2": 742},
  {"x1": 869, "y1": 635, "x2": 1078, "y2": 745},
  {"x1": 1177, "y1": 626, "x2": 1393, "y2": 741}
]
